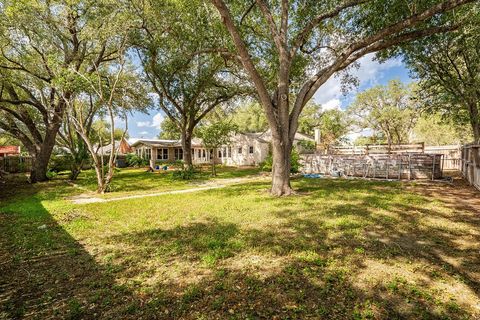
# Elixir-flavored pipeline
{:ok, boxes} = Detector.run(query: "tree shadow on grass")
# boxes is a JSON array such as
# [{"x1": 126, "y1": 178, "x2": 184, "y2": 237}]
[
  {"x1": 1, "y1": 176, "x2": 479, "y2": 319},
  {"x1": 104, "y1": 208, "x2": 478, "y2": 319},
  {"x1": 0, "y1": 179, "x2": 139, "y2": 319}
]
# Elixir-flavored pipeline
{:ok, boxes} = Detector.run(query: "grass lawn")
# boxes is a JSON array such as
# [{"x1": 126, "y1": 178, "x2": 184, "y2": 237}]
[
  {"x1": 67, "y1": 166, "x2": 263, "y2": 198},
  {"x1": 0, "y1": 172, "x2": 479, "y2": 319}
]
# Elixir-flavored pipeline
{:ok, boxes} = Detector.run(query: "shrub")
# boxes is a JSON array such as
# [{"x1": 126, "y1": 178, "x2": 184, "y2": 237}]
[
  {"x1": 172, "y1": 166, "x2": 196, "y2": 180},
  {"x1": 46, "y1": 170, "x2": 58, "y2": 179},
  {"x1": 126, "y1": 153, "x2": 148, "y2": 167},
  {"x1": 297, "y1": 140, "x2": 316, "y2": 152},
  {"x1": 259, "y1": 148, "x2": 300, "y2": 173},
  {"x1": 259, "y1": 154, "x2": 273, "y2": 172},
  {"x1": 48, "y1": 154, "x2": 73, "y2": 172},
  {"x1": 291, "y1": 148, "x2": 300, "y2": 173}
]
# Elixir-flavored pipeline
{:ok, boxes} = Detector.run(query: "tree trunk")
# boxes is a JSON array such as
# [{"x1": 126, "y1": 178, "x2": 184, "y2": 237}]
[
  {"x1": 467, "y1": 101, "x2": 480, "y2": 143},
  {"x1": 270, "y1": 137, "x2": 294, "y2": 196},
  {"x1": 93, "y1": 161, "x2": 105, "y2": 194},
  {"x1": 29, "y1": 125, "x2": 60, "y2": 183},
  {"x1": 69, "y1": 159, "x2": 84, "y2": 180},
  {"x1": 182, "y1": 129, "x2": 193, "y2": 168}
]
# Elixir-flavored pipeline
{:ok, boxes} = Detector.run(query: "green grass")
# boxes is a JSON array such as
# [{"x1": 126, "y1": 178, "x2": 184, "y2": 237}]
[
  {"x1": 70, "y1": 166, "x2": 262, "y2": 198},
  {"x1": 1, "y1": 174, "x2": 479, "y2": 319}
]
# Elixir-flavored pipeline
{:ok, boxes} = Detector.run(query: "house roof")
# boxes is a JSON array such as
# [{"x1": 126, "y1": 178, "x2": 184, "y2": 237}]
[
  {"x1": 294, "y1": 132, "x2": 315, "y2": 141},
  {"x1": 131, "y1": 138, "x2": 203, "y2": 148},
  {"x1": 247, "y1": 130, "x2": 315, "y2": 143},
  {"x1": 0, "y1": 146, "x2": 20, "y2": 155},
  {"x1": 129, "y1": 131, "x2": 314, "y2": 149},
  {"x1": 95, "y1": 138, "x2": 132, "y2": 155}
]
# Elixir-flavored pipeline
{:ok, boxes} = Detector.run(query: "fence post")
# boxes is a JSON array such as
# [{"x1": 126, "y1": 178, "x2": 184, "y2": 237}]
[
  {"x1": 398, "y1": 156, "x2": 402, "y2": 180},
  {"x1": 408, "y1": 154, "x2": 411, "y2": 180},
  {"x1": 386, "y1": 158, "x2": 389, "y2": 180},
  {"x1": 431, "y1": 155, "x2": 436, "y2": 181}
]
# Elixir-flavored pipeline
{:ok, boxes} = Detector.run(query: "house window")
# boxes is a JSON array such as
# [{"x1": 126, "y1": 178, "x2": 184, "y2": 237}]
[
  {"x1": 202, "y1": 149, "x2": 206, "y2": 158},
  {"x1": 198, "y1": 149, "x2": 202, "y2": 158},
  {"x1": 157, "y1": 148, "x2": 168, "y2": 160},
  {"x1": 238, "y1": 147, "x2": 242, "y2": 154},
  {"x1": 249, "y1": 146, "x2": 254, "y2": 154},
  {"x1": 227, "y1": 147, "x2": 231, "y2": 158},
  {"x1": 174, "y1": 148, "x2": 183, "y2": 160},
  {"x1": 145, "y1": 148, "x2": 152, "y2": 160},
  {"x1": 191, "y1": 149, "x2": 195, "y2": 159},
  {"x1": 218, "y1": 149, "x2": 222, "y2": 158}
]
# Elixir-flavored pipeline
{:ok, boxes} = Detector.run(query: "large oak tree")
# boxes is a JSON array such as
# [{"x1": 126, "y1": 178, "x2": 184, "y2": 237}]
[
  {"x1": 400, "y1": 14, "x2": 480, "y2": 142},
  {"x1": 0, "y1": 0, "x2": 124, "y2": 182},
  {"x1": 348, "y1": 80, "x2": 419, "y2": 146},
  {"x1": 210, "y1": 0, "x2": 475, "y2": 195},
  {"x1": 132, "y1": 0, "x2": 243, "y2": 168}
]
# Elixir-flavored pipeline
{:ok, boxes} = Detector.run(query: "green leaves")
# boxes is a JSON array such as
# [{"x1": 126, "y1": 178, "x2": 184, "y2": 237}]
[
  {"x1": 348, "y1": 79, "x2": 418, "y2": 144},
  {"x1": 198, "y1": 120, "x2": 237, "y2": 149}
]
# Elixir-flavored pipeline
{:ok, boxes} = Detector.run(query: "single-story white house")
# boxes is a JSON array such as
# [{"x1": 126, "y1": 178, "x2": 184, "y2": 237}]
[{"x1": 130, "y1": 130, "x2": 316, "y2": 167}]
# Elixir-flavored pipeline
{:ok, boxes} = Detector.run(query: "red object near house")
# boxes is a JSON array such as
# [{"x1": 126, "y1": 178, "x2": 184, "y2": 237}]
[
  {"x1": 0, "y1": 146, "x2": 20, "y2": 157},
  {"x1": 119, "y1": 138, "x2": 133, "y2": 154}
]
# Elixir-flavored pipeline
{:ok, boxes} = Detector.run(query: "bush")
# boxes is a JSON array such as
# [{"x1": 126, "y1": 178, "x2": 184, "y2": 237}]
[
  {"x1": 259, "y1": 154, "x2": 273, "y2": 172},
  {"x1": 290, "y1": 148, "x2": 300, "y2": 173},
  {"x1": 259, "y1": 148, "x2": 301, "y2": 173},
  {"x1": 172, "y1": 166, "x2": 196, "y2": 180},
  {"x1": 297, "y1": 140, "x2": 316, "y2": 152},
  {"x1": 49, "y1": 154, "x2": 73, "y2": 172},
  {"x1": 126, "y1": 153, "x2": 148, "y2": 167},
  {"x1": 46, "y1": 170, "x2": 58, "y2": 179}
]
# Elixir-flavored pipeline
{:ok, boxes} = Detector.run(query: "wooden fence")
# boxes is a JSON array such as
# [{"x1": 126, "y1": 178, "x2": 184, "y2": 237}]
[
  {"x1": 461, "y1": 144, "x2": 480, "y2": 190},
  {"x1": 301, "y1": 153, "x2": 443, "y2": 180},
  {"x1": 328, "y1": 143, "x2": 425, "y2": 155},
  {"x1": 0, "y1": 156, "x2": 32, "y2": 173},
  {"x1": 324, "y1": 144, "x2": 462, "y2": 171},
  {"x1": 424, "y1": 145, "x2": 461, "y2": 171}
]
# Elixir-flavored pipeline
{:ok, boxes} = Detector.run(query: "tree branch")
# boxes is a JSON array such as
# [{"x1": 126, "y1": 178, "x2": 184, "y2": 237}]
[{"x1": 290, "y1": 0, "x2": 371, "y2": 57}]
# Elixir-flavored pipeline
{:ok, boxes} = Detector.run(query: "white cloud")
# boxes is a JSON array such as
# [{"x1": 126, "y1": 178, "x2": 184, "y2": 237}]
[
  {"x1": 150, "y1": 113, "x2": 164, "y2": 128},
  {"x1": 137, "y1": 121, "x2": 151, "y2": 127},
  {"x1": 139, "y1": 131, "x2": 149, "y2": 135},
  {"x1": 136, "y1": 113, "x2": 165, "y2": 128},
  {"x1": 313, "y1": 54, "x2": 403, "y2": 108},
  {"x1": 322, "y1": 99, "x2": 341, "y2": 111}
]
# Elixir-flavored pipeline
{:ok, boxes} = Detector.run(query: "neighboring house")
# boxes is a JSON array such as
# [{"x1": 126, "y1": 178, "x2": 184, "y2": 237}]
[
  {"x1": 218, "y1": 131, "x2": 315, "y2": 166},
  {"x1": 0, "y1": 146, "x2": 21, "y2": 157},
  {"x1": 131, "y1": 138, "x2": 210, "y2": 164},
  {"x1": 95, "y1": 138, "x2": 133, "y2": 168},
  {"x1": 95, "y1": 138, "x2": 133, "y2": 156},
  {"x1": 131, "y1": 131, "x2": 315, "y2": 167}
]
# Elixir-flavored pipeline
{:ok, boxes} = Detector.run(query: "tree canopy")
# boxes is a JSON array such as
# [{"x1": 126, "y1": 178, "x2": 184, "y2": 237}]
[
  {"x1": 132, "y1": 0, "x2": 244, "y2": 167},
  {"x1": 400, "y1": 11, "x2": 480, "y2": 142},
  {"x1": 210, "y1": 0, "x2": 476, "y2": 195},
  {"x1": 231, "y1": 102, "x2": 268, "y2": 133},
  {"x1": 348, "y1": 80, "x2": 419, "y2": 145},
  {"x1": 0, "y1": 0, "x2": 131, "y2": 181}
]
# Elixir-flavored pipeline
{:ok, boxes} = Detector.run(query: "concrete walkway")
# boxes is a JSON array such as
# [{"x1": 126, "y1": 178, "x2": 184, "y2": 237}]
[{"x1": 70, "y1": 176, "x2": 267, "y2": 205}]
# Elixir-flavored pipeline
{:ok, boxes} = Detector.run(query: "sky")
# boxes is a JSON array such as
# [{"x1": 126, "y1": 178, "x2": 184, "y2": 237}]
[{"x1": 126, "y1": 53, "x2": 414, "y2": 141}]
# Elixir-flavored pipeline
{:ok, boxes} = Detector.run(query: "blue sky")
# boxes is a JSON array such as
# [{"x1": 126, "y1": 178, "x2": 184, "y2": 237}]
[{"x1": 127, "y1": 53, "x2": 414, "y2": 140}]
